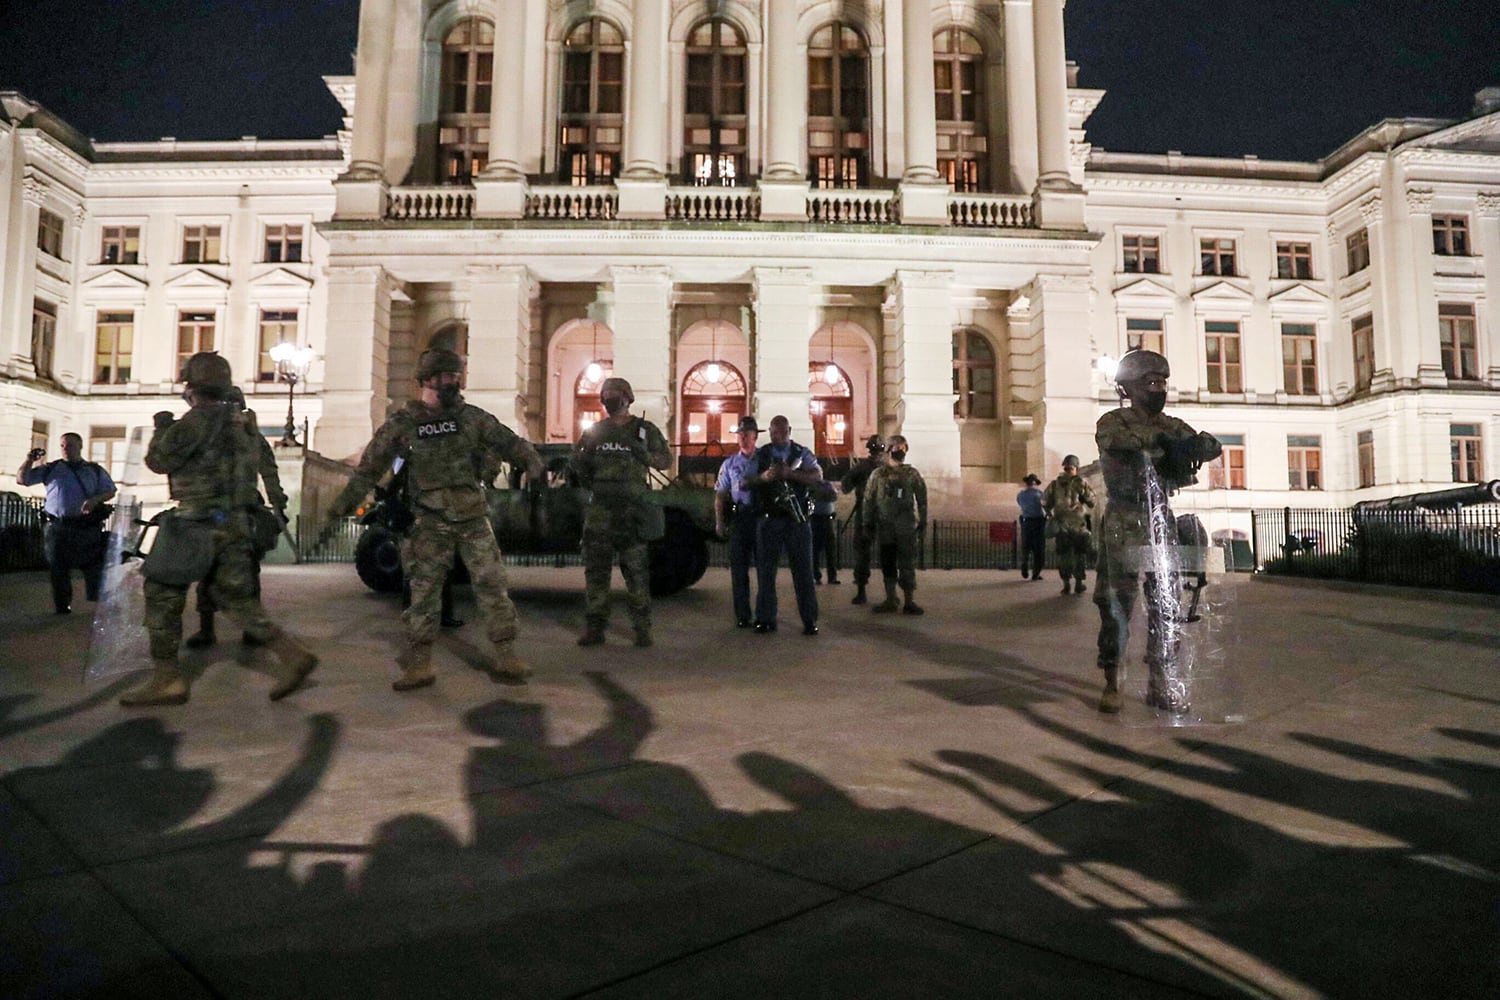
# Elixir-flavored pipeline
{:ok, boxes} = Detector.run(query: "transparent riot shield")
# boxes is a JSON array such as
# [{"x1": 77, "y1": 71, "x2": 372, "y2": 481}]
[
  {"x1": 86, "y1": 498, "x2": 153, "y2": 684},
  {"x1": 1087, "y1": 464, "x2": 1239, "y2": 728}
]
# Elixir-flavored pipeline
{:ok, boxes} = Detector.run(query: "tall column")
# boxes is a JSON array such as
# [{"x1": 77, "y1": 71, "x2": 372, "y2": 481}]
[
  {"x1": 1029, "y1": 274, "x2": 1096, "y2": 472},
  {"x1": 898, "y1": 0, "x2": 948, "y2": 224},
  {"x1": 316, "y1": 265, "x2": 393, "y2": 461},
  {"x1": 1401, "y1": 185, "x2": 1446, "y2": 386},
  {"x1": 336, "y1": 0, "x2": 396, "y2": 218},
  {"x1": 475, "y1": 0, "x2": 529, "y2": 217},
  {"x1": 1477, "y1": 192, "x2": 1500, "y2": 388},
  {"x1": 617, "y1": 0, "x2": 668, "y2": 218},
  {"x1": 1031, "y1": 0, "x2": 1084, "y2": 227},
  {"x1": 607, "y1": 266, "x2": 674, "y2": 430},
  {"x1": 887, "y1": 271, "x2": 959, "y2": 479},
  {"x1": 466, "y1": 265, "x2": 536, "y2": 431},
  {"x1": 1361, "y1": 193, "x2": 1399, "y2": 394},
  {"x1": 751, "y1": 268, "x2": 816, "y2": 443},
  {"x1": 759, "y1": 0, "x2": 809, "y2": 220},
  {"x1": 1002, "y1": 0, "x2": 1039, "y2": 194},
  {"x1": 4, "y1": 175, "x2": 45, "y2": 378}
]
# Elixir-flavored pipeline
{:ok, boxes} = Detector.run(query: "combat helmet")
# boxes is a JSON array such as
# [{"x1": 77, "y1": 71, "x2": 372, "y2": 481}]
[
  {"x1": 416, "y1": 348, "x2": 464, "y2": 381},
  {"x1": 599, "y1": 377, "x2": 635, "y2": 405},
  {"x1": 1114, "y1": 349, "x2": 1170, "y2": 387},
  {"x1": 865, "y1": 434, "x2": 886, "y2": 454},
  {"x1": 180, "y1": 351, "x2": 232, "y2": 392}
]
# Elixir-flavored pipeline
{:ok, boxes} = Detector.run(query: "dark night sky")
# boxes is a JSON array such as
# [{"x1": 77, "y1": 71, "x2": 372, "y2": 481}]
[{"x1": 4, "y1": 0, "x2": 1499, "y2": 161}]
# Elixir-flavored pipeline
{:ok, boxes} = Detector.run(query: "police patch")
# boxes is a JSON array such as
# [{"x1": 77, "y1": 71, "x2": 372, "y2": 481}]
[{"x1": 416, "y1": 419, "x2": 460, "y2": 439}]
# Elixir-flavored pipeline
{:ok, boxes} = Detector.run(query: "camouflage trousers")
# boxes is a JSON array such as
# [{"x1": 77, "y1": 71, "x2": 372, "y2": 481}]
[
  {"x1": 402, "y1": 513, "x2": 517, "y2": 647},
  {"x1": 1093, "y1": 506, "x2": 1177, "y2": 675},
  {"x1": 850, "y1": 522, "x2": 875, "y2": 587},
  {"x1": 582, "y1": 504, "x2": 650, "y2": 628},
  {"x1": 1055, "y1": 530, "x2": 1092, "y2": 583},
  {"x1": 875, "y1": 527, "x2": 918, "y2": 592},
  {"x1": 144, "y1": 512, "x2": 270, "y2": 660}
]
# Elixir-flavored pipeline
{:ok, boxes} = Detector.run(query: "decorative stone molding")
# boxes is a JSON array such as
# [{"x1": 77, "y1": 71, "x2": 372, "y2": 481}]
[
  {"x1": 1357, "y1": 193, "x2": 1382, "y2": 223},
  {"x1": 21, "y1": 175, "x2": 48, "y2": 206},
  {"x1": 1405, "y1": 187, "x2": 1434, "y2": 213},
  {"x1": 1476, "y1": 192, "x2": 1500, "y2": 217}
]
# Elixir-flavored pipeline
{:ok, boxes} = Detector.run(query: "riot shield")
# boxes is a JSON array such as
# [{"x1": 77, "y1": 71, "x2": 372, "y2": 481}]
[{"x1": 86, "y1": 499, "x2": 153, "y2": 684}]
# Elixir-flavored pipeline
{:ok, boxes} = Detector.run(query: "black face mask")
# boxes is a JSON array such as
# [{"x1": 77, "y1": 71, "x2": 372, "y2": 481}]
[
  {"x1": 1138, "y1": 390, "x2": 1167, "y2": 415},
  {"x1": 602, "y1": 395, "x2": 629, "y2": 417},
  {"x1": 437, "y1": 384, "x2": 463, "y2": 408},
  {"x1": 890, "y1": 449, "x2": 907, "y2": 463}
]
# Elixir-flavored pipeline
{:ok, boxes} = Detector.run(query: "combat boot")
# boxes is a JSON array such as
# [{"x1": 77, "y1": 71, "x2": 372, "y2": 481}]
[
  {"x1": 184, "y1": 611, "x2": 216, "y2": 649},
  {"x1": 872, "y1": 581, "x2": 900, "y2": 614},
  {"x1": 393, "y1": 643, "x2": 436, "y2": 691},
  {"x1": 1098, "y1": 666, "x2": 1123, "y2": 714},
  {"x1": 266, "y1": 628, "x2": 319, "y2": 701},
  {"x1": 1074, "y1": 578, "x2": 1087, "y2": 595},
  {"x1": 851, "y1": 584, "x2": 868, "y2": 605},
  {"x1": 1061, "y1": 578, "x2": 1072, "y2": 596},
  {"x1": 120, "y1": 660, "x2": 190, "y2": 707},
  {"x1": 632, "y1": 625, "x2": 653, "y2": 648},
  {"x1": 900, "y1": 588, "x2": 925, "y2": 615},
  {"x1": 490, "y1": 641, "x2": 533, "y2": 682},
  {"x1": 577, "y1": 620, "x2": 607, "y2": 646}
]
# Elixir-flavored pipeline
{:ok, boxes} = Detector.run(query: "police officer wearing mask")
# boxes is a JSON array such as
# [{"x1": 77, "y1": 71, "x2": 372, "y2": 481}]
[
  {"x1": 1094, "y1": 349, "x2": 1220, "y2": 714},
  {"x1": 571, "y1": 377, "x2": 671, "y2": 647},
  {"x1": 330, "y1": 348, "x2": 545, "y2": 691},
  {"x1": 840, "y1": 434, "x2": 886, "y2": 604}
]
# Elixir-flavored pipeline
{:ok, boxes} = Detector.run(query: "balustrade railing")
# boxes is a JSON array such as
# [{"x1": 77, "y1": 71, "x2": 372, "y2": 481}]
[
  {"x1": 666, "y1": 186, "x2": 761, "y2": 222},
  {"x1": 948, "y1": 192, "x2": 1033, "y2": 228},
  {"x1": 806, "y1": 188, "x2": 900, "y2": 224},
  {"x1": 385, "y1": 186, "x2": 474, "y2": 220},
  {"x1": 525, "y1": 186, "x2": 618, "y2": 221}
]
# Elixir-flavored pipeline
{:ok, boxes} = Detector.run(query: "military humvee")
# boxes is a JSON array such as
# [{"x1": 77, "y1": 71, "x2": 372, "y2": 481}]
[{"x1": 353, "y1": 443, "x2": 715, "y2": 597}]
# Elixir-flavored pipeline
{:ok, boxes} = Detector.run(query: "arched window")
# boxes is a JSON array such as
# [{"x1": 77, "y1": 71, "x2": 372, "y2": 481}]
[
  {"x1": 934, "y1": 28, "x2": 987, "y2": 192},
  {"x1": 808, "y1": 362, "x2": 853, "y2": 456},
  {"x1": 681, "y1": 361, "x2": 747, "y2": 452},
  {"x1": 953, "y1": 329, "x2": 996, "y2": 418},
  {"x1": 438, "y1": 19, "x2": 494, "y2": 183},
  {"x1": 807, "y1": 23, "x2": 870, "y2": 189},
  {"x1": 559, "y1": 18, "x2": 625, "y2": 185},
  {"x1": 575, "y1": 361, "x2": 614, "y2": 434},
  {"x1": 683, "y1": 19, "x2": 748, "y2": 185}
]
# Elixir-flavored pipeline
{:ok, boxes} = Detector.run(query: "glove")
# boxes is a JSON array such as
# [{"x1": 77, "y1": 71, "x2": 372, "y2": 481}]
[
  {"x1": 276, "y1": 509, "x2": 290, "y2": 529},
  {"x1": 1195, "y1": 431, "x2": 1222, "y2": 463},
  {"x1": 153, "y1": 410, "x2": 176, "y2": 429}
]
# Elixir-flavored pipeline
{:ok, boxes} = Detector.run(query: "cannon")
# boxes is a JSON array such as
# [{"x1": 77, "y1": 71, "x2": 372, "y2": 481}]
[
  {"x1": 1353, "y1": 480, "x2": 1500, "y2": 513},
  {"x1": 353, "y1": 444, "x2": 715, "y2": 597}
]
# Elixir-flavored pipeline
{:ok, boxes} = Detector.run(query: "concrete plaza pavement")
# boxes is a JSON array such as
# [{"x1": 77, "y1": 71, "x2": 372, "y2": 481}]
[{"x1": 1, "y1": 561, "x2": 1497, "y2": 999}]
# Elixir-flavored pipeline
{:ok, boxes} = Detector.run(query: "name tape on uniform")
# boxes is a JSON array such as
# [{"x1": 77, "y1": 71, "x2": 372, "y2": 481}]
[{"x1": 416, "y1": 420, "x2": 460, "y2": 439}]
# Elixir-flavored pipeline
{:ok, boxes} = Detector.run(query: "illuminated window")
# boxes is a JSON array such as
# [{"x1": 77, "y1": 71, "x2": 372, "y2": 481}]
[
  {"x1": 1438, "y1": 303, "x2": 1479, "y2": 380},
  {"x1": 101, "y1": 225, "x2": 140, "y2": 264},
  {"x1": 1275, "y1": 241, "x2": 1313, "y2": 279},
  {"x1": 683, "y1": 19, "x2": 747, "y2": 186},
  {"x1": 807, "y1": 23, "x2": 870, "y2": 189},
  {"x1": 1432, "y1": 215, "x2": 1469, "y2": 256},
  {"x1": 1204, "y1": 321, "x2": 1242, "y2": 393},
  {"x1": 1287, "y1": 435, "x2": 1321, "y2": 490},
  {"x1": 95, "y1": 312, "x2": 134, "y2": 384},
  {"x1": 680, "y1": 360, "x2": 747, "y2": 451},
  {"x1": 952, "y1": 329, "x2": 996, "y2": 418},
  {"x1": 559, "y1": 18, "x2": 624, "y2": 185},
  {"x1": 1281, "y1": 323, "x2": 1317, "y2": 395},
  {"x1": 575, "y1": 360, "x2": 614, "y2": 433},
  {"x1": 808, "y1": 362, "x2": 853, "y2": 456},
  {"x1": 177, "y1": 311, "x2": 216, "y2": 376},
  {"x1": 934, "y1": 28, "x2": 986, "y2": 192},
  {"x1": 1122, "y1": 234, "x2": 1160, "y2": 274},
  {"x1": 89, "y1": 426, "x2": 127, "y2": 481},
  {"x1": 1450, "y1": 423, "x2": 1483, "y2": 482},
  {"x1": 439, "y1": 19, "x2": 494, "y2": 183},
  {"x1": 1351, "y1": 314, "x2": 1375, "y2": 392},
  {"x1": 257, "y1": 310, "x2": 297, "y2": 382},
  {"x1": 1126, "y1": 317, "x2": 1164, "y2": 355},
  {"x1": 1206, "y1": 434, "x2": 1246, "y2": 490}
]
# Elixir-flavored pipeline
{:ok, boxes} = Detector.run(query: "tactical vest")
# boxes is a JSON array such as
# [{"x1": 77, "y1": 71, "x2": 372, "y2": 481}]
[
  {"x1": 577, "y1": 416, "x2": 651, "y2": 502},
  {"x1": 874, "y1": 465, "x2": 922, "y2": 528},
  {"x1": 399, "y1": 402, "x2": 504, "y2": 519},
  {"x1": 168, "y1": 405, "x2": 259, "y2": 511},
  {"x1": 752, "y1": 442, "x2": 813, "y2": 517}
]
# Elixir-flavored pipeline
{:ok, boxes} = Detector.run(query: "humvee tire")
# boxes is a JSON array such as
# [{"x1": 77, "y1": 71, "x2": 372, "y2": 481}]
[
  {"x1": 354, "y1": 524, "x2": 405, "y2": 593},
  {"x1": 648, "y1": 507, "x2": 710, "y2": 596}
]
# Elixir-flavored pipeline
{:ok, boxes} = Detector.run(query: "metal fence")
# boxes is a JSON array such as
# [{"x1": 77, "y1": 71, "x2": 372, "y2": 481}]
[
  {"x1": 0, "y1": 494, "x2": 47, "y2": 572},
  {"x1": 1251, "y1": 505, "x2": 1500, "y2": 593},
  {"x1": 707, "y1": 518, "x2": 1037, "y2": 571}
]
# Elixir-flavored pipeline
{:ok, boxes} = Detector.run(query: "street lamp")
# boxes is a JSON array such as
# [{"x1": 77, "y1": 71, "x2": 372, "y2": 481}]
[{"x1": 269, "y1": 341, "x2": 315, "y2": 448}]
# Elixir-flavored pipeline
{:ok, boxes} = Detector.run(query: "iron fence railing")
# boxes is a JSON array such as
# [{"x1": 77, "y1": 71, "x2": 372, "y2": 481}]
[
  {"x1": 1251, "y1": 504, "x2": 1500, "y2": 593},
  {"x1": 0, "y1": 493, "x2": 47, "y2": 572}
]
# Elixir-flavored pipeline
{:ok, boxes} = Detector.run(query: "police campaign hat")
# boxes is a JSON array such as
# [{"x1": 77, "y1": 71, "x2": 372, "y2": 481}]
[
  {"x1": 416, "y1": 348, "x2": 465, "y2": 380},
  {"x1": 733, "y1": 416, "x2": 760, "y2": 434},
  {"x1": 180, "y1": 351, "x2": 232, "y2": 389},
  {"x1": 1023, "y1": 473, "x2": 1042, "y2": 485}
]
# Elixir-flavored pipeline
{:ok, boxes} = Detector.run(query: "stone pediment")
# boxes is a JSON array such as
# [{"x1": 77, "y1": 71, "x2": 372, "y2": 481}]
[
  {"x1": 1268, "y1": 283, "x2": 1330, "y2": 305},
  {"x1": 1190, "y1": 280, "x2": 1254, "y2": 304},
  {"x1": 163, "y1": 267, "x2": 230, "y2": 289},
  {"x1": 249, "y1": 266, "x2": 315, "y2": 289},
  {"x1": 1410, "y1": 111, "x2": 1500, "y2": 154},
  {"x1": 1112, "y1": 275, "x2": 1176, "y2": 304},
  {"x1": 82, "y1": 268, "x2": 148, "y2": 289}
]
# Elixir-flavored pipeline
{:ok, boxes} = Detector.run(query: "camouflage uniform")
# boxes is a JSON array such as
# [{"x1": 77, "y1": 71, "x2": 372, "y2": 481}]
[
  {"x1": 123, "y1": 354, "x2": 318, "y2": 707},
  {"x1": 840, "y1": 436, "x2": 885, "y2": 604},
  {"x1": 1043, "y1": 470, "x2": 1095, "y2": 591},
  {"x1": 337, "y1": 398, "x2": 542, "y2": 685},
  {"x1": 571, "y1": 412, "x2": 671, "y2": 644},
  {"x1": 1094, "y1": 405, "x2": 1219, "y2": 693},
  {"x1": 862, "y1": 459, "x2": 928, "y2": 613}
]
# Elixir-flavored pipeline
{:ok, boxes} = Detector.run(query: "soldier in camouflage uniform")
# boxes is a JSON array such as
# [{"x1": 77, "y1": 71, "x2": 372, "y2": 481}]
[
  {"x1": 862, "y1": 434, "x2": 929, "y2": 615},
  {"x1": 1094, "y1": 350, "x2": 1221, "y2": 714},
  {"x1": 121, "y1": 352, "x2": 319, "y2": 707},
  {"x1": 840, "y1": 434, "x2": 885, "y2": 604},
  {"x1": 571, "y1": 377, "x2": 671, "y2": 647},
  {"x1": 1043, "y1": 454, "x2": 1095, "y2": 595},
  {"x1": 329, "y1": 348, "x2": 545, "y2": 691},
  {"x1": 186, "y1": 385, "x2": 288, "y2": 649}
]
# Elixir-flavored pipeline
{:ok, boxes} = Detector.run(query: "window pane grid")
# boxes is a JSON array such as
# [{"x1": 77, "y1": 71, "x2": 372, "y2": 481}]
[
  {"x1": 100, "y1": 225, "x2": 141, "y2": 264},
  {"x1": 1281, "y1": 324, "x2": 1318, "y2": 395},
  {"x1": 559, "y1": 17, "x2": 625, "y2": 185},
  {"x1": 94, "y1": 312, "x2": 134, "y2": 384},
  {"x1": 1200, "y1": 238, "x2": 1237, "y2": 277},
  {"x1": 807, "y1": 22, "x2": 870, "y2": 189},
  {"x1": 1346, "y1": 228, "x2": 1370, "y2": 274},
  {"x1": 1122, "y1": 235, "x2": 1161, "y2": 273},
  {"x1": 1275, "y1": 241, "x2": 1313, "y2": 279},
  {"x1": 263, "y1": 224, "x2": 304, "y2": 263},
  {"x1": 1438, "y1": 304, "x2": 1478, "y2": 380},
  {"x1": 257, "y1": 310, "x2": 298, "y2": 382},
  {"x1": 1351, "y1": 315, "x2": 1375, "y2": 391},
  {"x1": 182, "y1": 225, "x2": 222, "y2": 264},
  {"x1": 1204, "y1": 323, "x2": 1243, "y2": 393},
  {"x1": 1432, "y1": 215, "x2": 1469, "y2": 256},
  {"x1": 1450, "y1": 426, "x2": 1483, "y2": 482}
]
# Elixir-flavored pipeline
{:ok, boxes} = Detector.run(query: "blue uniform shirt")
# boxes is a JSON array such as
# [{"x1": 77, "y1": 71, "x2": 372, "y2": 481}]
[
  {"x1": 1016, "y1": 485, "x2": 1045, "y2": 519},
  {"x1": 21, "y1": 460, "x2": 115, "y2": 518},
  {"x1": 715, "y1": 449, "x2": 760, "y2": 507}
]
